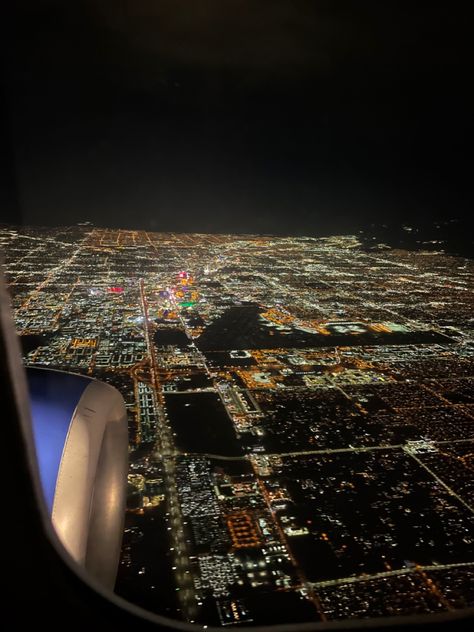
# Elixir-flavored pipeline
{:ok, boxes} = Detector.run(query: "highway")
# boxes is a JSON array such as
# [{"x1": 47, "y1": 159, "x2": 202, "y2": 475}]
[
  {"x1": 403, "y1": 446, "x2": 474, "y2": 515},
  {"x1": 139, "y1": 278, "x2": 198, "y2": 621},
  {"x1": 311, "y1": 561, "x2": 474, "y2": 589}
]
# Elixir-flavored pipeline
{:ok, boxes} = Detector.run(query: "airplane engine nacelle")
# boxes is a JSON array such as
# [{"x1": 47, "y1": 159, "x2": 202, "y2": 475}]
[{"x1": 27, "y1": 367, "x2": 128, "y2": 589}]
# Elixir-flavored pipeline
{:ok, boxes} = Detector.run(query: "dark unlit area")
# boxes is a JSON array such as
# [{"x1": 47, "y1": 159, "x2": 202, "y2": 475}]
[{"x1": 2, "y1": 1, "x2": 472, "y2": 234}]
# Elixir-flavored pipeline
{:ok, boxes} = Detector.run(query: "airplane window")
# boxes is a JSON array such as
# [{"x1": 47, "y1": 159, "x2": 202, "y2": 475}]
[{"x1": 1, "y1": 1, "x2": 473, "y2": 630}]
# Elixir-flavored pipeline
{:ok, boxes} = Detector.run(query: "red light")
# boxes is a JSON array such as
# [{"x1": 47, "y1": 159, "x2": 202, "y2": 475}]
[{"x1": 108, "y1": 286, "x2": 123, "y2": 293}]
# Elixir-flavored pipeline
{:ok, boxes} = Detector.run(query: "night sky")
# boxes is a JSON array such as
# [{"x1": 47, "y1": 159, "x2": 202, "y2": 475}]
[{"x1": 2, "y1": 1, "x2": 472, "y2": 236}]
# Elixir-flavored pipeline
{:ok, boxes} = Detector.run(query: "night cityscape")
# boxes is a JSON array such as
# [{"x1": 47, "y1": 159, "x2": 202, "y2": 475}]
[{"x1": 1, "y1": 223, "x2": 473, "y2": 626}]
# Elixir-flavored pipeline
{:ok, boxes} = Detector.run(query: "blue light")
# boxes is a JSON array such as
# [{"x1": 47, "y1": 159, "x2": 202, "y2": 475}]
[{"x1": 27, "y1": 369, "x2": 91, "y2": 513}]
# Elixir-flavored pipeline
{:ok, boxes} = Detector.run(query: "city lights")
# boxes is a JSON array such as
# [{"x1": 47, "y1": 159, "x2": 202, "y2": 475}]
[{"x1": 1, "y1": 224, "x2": 473, "y2": 626}]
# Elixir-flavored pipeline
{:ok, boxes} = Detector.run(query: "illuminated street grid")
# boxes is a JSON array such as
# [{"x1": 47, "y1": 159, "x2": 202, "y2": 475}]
[{"x1": 1, "y1": 224, "x2": 473, "y2": 626}]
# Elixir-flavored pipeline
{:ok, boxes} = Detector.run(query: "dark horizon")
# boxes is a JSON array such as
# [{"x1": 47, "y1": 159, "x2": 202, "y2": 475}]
[{"x1": 2, "y1": 1, "x2": 473, "y2": 235}]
